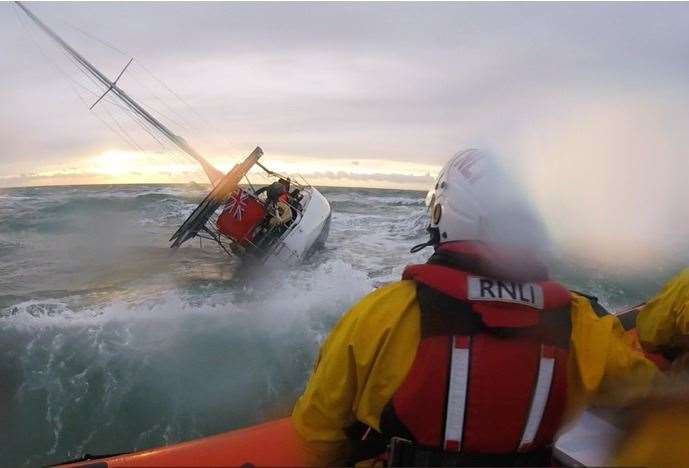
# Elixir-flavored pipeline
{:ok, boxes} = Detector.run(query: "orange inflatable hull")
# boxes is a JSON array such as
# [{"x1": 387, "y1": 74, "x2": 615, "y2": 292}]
[{"x1": 60, "y1": 417, "x2": 307, "y2": 467}]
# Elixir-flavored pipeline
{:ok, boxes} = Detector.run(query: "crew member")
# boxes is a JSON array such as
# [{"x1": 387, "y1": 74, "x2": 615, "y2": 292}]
[
  {"x1": 610, "y1": 370, "x2": 689, "y2": 467},
  {"x1": 291, "y1": 149, "x2": 689, "y2": 466},
  {"x1": 257, "y1": 180, "x2": 293, "y2": 228},
  {"x1": 609, "y1": 270, "x2": 689, "y2": 467}
]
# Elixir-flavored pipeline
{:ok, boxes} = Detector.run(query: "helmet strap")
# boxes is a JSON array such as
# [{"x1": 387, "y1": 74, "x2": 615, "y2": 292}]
[{"x1": 410, "y1": 227, "x2": 440, "y2": 253}]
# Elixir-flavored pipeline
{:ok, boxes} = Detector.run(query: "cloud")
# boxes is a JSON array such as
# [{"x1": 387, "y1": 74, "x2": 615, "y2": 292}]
[
  {"x1": 305, "y1": 170, "x2": 433, "y2": 186},
  {"x1": 4, "y1": 4, "x2": 689, "y2": 156},
  {"x1": 0, "y1": 166, "x2": 434, "y2": 191},
  {"x1": 0, "y1": 169, "x2": 205, "y2": 189}
]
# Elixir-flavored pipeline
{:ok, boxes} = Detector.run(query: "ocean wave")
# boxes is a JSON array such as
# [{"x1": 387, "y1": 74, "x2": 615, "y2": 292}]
[
  {"x1": 0, "y1": 256, "x2": 373, "y2": 466},
  {"x1": 0, "y1": 189, "x2": 201, "y2": 234},
  {"x1": 4, "y1": 183, "x2": 675, "y2": 467}
]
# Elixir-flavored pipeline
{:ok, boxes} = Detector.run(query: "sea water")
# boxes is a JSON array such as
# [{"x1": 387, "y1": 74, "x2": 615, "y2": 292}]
[{"x1": 0, "y1": 184, "x2": 685, "y2": 466}]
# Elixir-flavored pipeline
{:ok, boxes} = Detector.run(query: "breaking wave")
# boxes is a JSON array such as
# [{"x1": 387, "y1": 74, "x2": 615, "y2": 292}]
[{"x1": 1, "y1": 257, "x2": 373, "y2": 467}]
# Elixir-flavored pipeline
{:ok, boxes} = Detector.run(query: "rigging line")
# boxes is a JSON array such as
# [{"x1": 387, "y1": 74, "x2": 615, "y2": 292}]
[
  {"x1": 128, "y1": 88, "x2": 195, "y2": 135},
  {"x1": 243, "y1": 175, "x2": 255, "y2": 192},
  {"x1": 60, "y1": 48, "x2": 110, "y2": 94},
  {"x1": 52, "y1": 12, "x2": 128, "y2": 57},
  {"x1": 35, "y1": 18, "x2": 115, "y2": 99},
  {"x1": 118, "y1": 94, "x2": 209, "y2": 171},
  {"x1": 100, "y1": 103, "x2": 145, "y2": 152},
  {"x1": 15, "y1": 1, "x2": 222, "y2": 184},
  {"x1": 135, "y1": 113, "x2": 183, "y2": 157},
  {"x1": 124, "y1": 111, "x2": 195, "y2": 172},
  {"x1": 40, "y1": 10, "x2": 202, "y2": 136},
  {"x1": 63, "y1": 51, "x2": 202, "y2": 167},
  {"x1": 76, "y1": 71, "x2": 144, "y2": 118},
  {"x1": 83, "y1": 61, "x2": 192, "y2": 130},
  {"x1": 125, "y1": 107, "x2": 200, "y2": 173},
  {"x1": 88, "y1": 58, "x2": 133, "y2": 110},
  {"x1": 126, "y1": 65, "x2": 200, "y2": 133},
  {"x1": 57, "y1": 46, "x2": 116, "y2": 102},
  {"x1": 12, "y1": 4, "x2": 98, "y2": 103},
  {"x1": 102, "y1": 94, "x2": 141, "y2": 117},
  {"x1": 15, "y1": 5, "x2": 146, "y2": 156},
  {"x1": 127, "y1": 109, "x2": 169, "y2": 152},
  {"x1": 58, "y1": 50, "x2": 157, "y2": 124},
  {"x1": 101, "y1": 87, "x2": 168, "y2": 152},
  {"x1": 66, "y1": 91, "x2": 152, "y2": 159},
  {"x1": 65, "y1": 56, "x2": 149, "y2": 126},
  {"x1": 14, "y1": 5, "x2": 144, "y2": 157},
  {"x1": 61, "y1": 51, "x2": 127, "y2": 106},
  {"x1": 14, "y1": 4, "x2": 137, "y2": 156},
  {"x1": 90, "y1": 73, "x2": 189, "y2": 165},
  {"x1": 256, "y1": 161, "x2": 293, "y2": 181},
  {"x1": 93, "y1": 106, "x2": 140, "y2": 153},
  {"x1": 134, "y1": 61, "x2": 235, "y2": 148},
  {"x1": 44, "y1": 14, "x2": 186, "y2": 134}
]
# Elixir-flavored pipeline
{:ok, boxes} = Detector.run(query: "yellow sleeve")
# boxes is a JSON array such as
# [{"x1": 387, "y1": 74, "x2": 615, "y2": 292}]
[
  {"x1": 566, "y1": 293, "x2": 660, "y2": 420},
  {"x1": 291, "y1": 280, "x2": 421, "y2": 465},
  {"x1": 636, "y1": 268, "x2": 689, "y2": 351},
  {"x1": 609, "y1": 395, "x2": 689, "y2": 467}
]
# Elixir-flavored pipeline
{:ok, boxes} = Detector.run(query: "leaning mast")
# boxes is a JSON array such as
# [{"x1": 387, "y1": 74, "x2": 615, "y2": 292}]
[{"x1": 14, "y1": 1, "x2": 224, "y2": 185}]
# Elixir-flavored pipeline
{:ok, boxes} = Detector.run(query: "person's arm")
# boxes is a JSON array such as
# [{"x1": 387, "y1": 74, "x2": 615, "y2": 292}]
[
  {"x1": 636, "y1": 268, "x2": 689, "y2": 353},
  {"x1": 291, "y1": 309, "x2": 360, "y2": 465},
  {"x1": 292, "y1": 281, "x2": 420, "y2": 466},
  {"x1": 269, "y1": 201, "x2": 292, "y2": 226},
  {"x1": 566, "y1": 293, "x2": 660, "y2": 418}
]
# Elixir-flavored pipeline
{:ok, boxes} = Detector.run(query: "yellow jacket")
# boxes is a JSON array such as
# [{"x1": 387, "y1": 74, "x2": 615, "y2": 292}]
[
  {"x1": 292, "y1": 269, "x2": 689, "y2": 465},
  {"x1": 636, "y1": 268, "x2": 689, "y2": 351},
  {"x1": 610, "y1": 391, "x2": 689, "y2": 468}
]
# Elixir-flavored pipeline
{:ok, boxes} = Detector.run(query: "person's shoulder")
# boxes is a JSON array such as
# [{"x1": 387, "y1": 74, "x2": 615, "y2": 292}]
[
  {"x1": 569, "y1": 292, "x2": 593, "y2": 317},
  {"x1": 569, "y1": 291, "x2": 621, "y2": 340},
  {"x1": 357, "y1": 280, "x2": 417, "y2": 307},
  {"x1": 569, "y1": 290, "x2": 610, "y2": 318},
  {"x1": 675, "y1": 267, "x2": 689, "y2": 281},
  {"x1": 660, "y1": 267, "x2": 689, "y2": 296},
  {"x1": 344, "y1": 280, "x2": 418, "y2": 326}
]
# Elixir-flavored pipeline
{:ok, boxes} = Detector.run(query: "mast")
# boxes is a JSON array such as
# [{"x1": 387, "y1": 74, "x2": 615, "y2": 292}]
[{"x1": 14, "y1": 1, "x2": 224, "y2": 185}]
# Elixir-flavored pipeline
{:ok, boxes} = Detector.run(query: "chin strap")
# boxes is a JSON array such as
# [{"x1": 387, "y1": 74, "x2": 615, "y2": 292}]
[{"x1": 410, "y1": 227, "x2": 440, "y2": 253}]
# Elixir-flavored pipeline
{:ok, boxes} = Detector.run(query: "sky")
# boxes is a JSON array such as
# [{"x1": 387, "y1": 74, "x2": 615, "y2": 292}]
[
  {"x1": 2, "y1": 2, "x2": 689, "y2": 262},
  {"x1": 1, "y1": 1, "x2": 686, "y2": 188}
]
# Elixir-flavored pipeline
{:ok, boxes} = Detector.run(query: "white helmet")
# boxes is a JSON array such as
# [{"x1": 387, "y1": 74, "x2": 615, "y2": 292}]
[{"x1": 413, "y1": 149, "x2": 548, "y2": 253}]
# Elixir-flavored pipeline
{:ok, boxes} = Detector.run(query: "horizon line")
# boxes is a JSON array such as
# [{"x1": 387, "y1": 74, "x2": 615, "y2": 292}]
[{"x1": 0, "y1": 181, "x2": 428, "y2": 193}]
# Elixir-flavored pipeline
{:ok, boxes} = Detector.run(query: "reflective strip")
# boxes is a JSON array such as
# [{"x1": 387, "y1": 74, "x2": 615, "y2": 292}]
[
  {"x1": 444, "y1": 336, "x2": 470, "y2": 452},
  {"x1": 519, "y1": 345, "x2": 555, "y2": 450}
]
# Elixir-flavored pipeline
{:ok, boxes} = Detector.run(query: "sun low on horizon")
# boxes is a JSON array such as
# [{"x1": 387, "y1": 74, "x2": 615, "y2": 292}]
[{"x1": 2, "y1": 147, "x2": 439, "y2": 191}]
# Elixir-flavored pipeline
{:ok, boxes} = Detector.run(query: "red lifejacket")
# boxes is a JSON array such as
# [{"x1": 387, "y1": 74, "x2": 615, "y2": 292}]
[{"x1": 380, "y1": 242, "x2": 572, "y2": 460}]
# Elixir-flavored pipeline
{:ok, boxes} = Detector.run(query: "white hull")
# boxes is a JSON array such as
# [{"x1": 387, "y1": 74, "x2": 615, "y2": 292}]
[
  {"x1": 554, "y1": 410, "x2": 621, "y2": 466},
  {"x1": 263, "y1": 186, "x2": 331, "y2": 266}
]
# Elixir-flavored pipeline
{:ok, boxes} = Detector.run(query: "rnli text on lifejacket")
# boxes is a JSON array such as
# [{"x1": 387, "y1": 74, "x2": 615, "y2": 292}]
[{"x1": 467, "y1": 276, "x2": 544, "y2": 309}]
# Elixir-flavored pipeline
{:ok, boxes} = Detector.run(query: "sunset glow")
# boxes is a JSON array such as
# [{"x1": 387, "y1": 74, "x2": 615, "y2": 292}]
[{"x1": 6, "y1": 147, "x2": 439, "y2": 190}]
